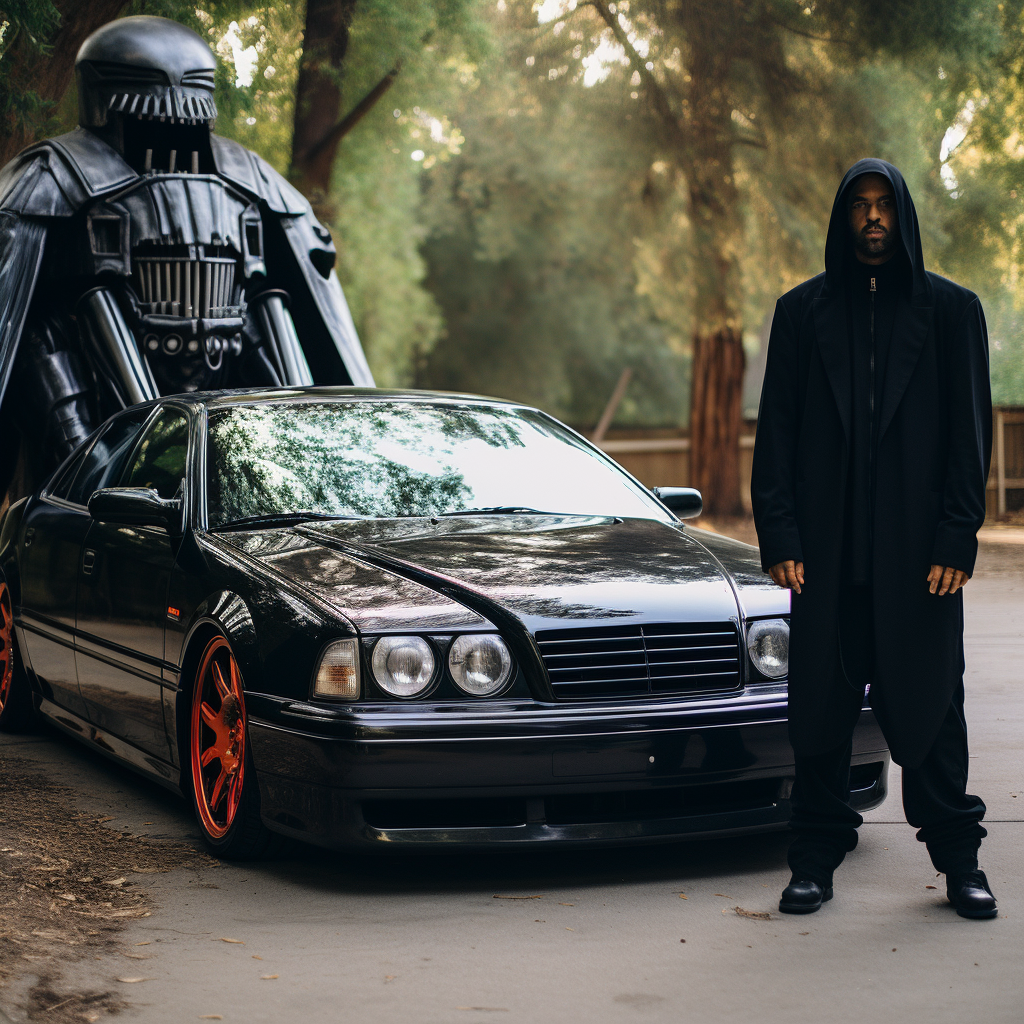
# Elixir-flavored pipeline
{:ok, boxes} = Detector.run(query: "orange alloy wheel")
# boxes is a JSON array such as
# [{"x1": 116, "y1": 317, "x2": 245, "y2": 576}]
[
  {"x1": 0, "y1": 582, "x2": 12, "y2": 715},
  {"x1": 191, "y1": 637, "x2": 248, "y2": 839}
]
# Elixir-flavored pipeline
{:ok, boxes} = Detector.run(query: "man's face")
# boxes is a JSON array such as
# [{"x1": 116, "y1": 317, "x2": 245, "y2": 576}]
[{"x1": 848, "y1": 173, "x2": 898, "y2": 263}]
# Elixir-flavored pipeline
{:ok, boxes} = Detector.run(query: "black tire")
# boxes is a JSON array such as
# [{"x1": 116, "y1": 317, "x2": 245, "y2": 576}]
[
  {"x1": 188, "y1": 634, "x2": 282, "y2": 859},
  {"x1": 0, "y1": 577, "x2": 36, "y2": 733}
]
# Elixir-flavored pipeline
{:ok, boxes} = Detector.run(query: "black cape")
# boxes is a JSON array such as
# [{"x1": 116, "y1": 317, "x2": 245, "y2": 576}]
[{"x1": 751, "y1": 158, "x2": 992, "y2": 768}]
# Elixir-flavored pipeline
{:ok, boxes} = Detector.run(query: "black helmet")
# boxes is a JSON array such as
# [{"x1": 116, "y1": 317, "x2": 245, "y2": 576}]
[{"x1": 76, "y1": 16, "x2": 217, "y2": 128}]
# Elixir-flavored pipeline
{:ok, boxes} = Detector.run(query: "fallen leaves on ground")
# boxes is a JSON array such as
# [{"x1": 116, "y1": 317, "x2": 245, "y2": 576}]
[
  {"x1": 218, "y1": 937, "x2": 245, "y2": 944},
  {"x1": 0, "y1": 749, "x2": 214, "y2": 1024},
  {"x1": 678, "y1": 894, "x2": 688, "y2": 900},
  {"x1": 261, "y1": 974, "x2": 279, "y2": 980},
  {"x1": 492, "y1": 894, "x2": 544, "y2": 900},
  {"x1": 732, "y1": 907, "x2": 772, "y2": 921},
  {"x1": 116, "y1": 977, "x2": 148, "y2": 984},
  {"x1": 27, "y1": 984, "x2": 117, "y2": 1021},
  {"x1": 714, "y1": 893, "x2": 733, "y2": 898}
]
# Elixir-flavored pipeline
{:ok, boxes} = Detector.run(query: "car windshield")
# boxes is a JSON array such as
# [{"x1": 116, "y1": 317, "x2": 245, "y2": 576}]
[{"x1": 205, "y1": 400, "x2": 671, "y2": 527}]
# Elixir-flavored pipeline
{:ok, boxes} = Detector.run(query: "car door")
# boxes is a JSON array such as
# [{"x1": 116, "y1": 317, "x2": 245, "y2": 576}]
[
  {"x1": 75, "y1": 407, "x2": 190, "y2": 760},
  {"x1": 16, "y1": 411, "x2": 150, "y2": 721}
]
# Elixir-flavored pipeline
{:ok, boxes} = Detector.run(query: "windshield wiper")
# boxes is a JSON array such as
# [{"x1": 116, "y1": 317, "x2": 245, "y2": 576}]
[
  {"x1": 211, "y1": 512, "x2": 357, "y2": 532},
  {"x1": 437, "y1": 506, "x2": 551, "y2": 517}
]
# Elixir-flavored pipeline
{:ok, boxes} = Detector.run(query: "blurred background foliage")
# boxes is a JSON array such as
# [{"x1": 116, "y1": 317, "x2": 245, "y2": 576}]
[{"x1": 4, "y1": 0, "x2": 1024, "y2": 421}]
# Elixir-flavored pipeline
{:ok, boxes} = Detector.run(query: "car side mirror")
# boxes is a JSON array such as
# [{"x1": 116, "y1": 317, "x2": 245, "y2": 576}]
[
  {"x1": 88, "y1": 487, "x2": 183, "y2": 533},
  {"x1": 652, "y1": 486, "x2": 703, "y2": 519}
]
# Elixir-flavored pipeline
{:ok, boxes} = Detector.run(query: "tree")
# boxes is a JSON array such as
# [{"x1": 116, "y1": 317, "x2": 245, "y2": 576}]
[
  {"x1": 0, "y1": 0, "x2": 131, "y2": 167},
  {"x1": 289, "y1": 0, "x2": 487, "y2": 220},
  {"x1": 571, "y1": 0, "x2": 1000, "y2": 514},
  {"x1": 417, "y1": 1, "x2": 687, "y2": 426},
  {"x1": 290, "y1": 0, "x2": 375, "y2": 216},
  {"x1": 926, "y1": 0, "x2": 1024, "y2": 407}
]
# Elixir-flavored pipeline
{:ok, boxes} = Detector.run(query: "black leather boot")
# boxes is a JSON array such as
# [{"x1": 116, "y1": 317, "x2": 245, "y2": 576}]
[
  {"x1": 779, "y1": 878, "x2": 833, "y2": 914},
  {"x1": 946, "y1": 869, "x2": 998, "y2": 919}
]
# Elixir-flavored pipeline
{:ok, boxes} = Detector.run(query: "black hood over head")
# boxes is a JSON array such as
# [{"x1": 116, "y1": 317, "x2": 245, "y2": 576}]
[{"x1": 823, "y1": 158, "x2": 931, "y2": 302}]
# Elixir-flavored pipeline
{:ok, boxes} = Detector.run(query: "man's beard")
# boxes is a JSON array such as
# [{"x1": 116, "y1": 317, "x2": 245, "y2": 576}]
[{"x1": 852, "y1": 225, "x2": 898, "y2": 261}]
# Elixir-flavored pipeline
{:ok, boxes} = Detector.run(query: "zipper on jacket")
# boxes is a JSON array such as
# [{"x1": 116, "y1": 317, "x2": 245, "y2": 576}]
[{"x1": 868, "y1": 275, "x2": 876, "y2": 548}]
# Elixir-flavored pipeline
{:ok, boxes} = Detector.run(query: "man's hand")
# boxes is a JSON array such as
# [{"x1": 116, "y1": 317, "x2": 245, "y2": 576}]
[
  {"x1": 928, "y1": 565, "x2": 968, "y2": 596},
  {"x1": 769, "y1": 560, "x2": 804, "y2": 594}
]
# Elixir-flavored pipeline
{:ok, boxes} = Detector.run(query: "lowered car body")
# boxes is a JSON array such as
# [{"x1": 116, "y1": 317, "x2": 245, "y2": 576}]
[{"x1": 0, "y1": 388, "x2": 889, "y2": 854}]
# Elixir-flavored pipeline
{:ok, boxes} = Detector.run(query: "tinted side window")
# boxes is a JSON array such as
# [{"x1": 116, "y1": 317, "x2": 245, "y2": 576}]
[
  {"x1": 66, "y1": 410, "x2": 151, "y2": 507},
  {"x1": 123, "y1": 411, "x2": 189, "y2": 499},
  {"x1": 48, "y1": 441, "x2": 93, "y2": 500}
]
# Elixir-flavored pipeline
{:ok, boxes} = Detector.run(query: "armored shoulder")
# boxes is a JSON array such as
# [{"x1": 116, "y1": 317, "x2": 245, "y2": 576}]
[
  {"x1": 0, "y1": 127, "x2": 136, "y2": 217},
  {"x1": 209, "y1": 135, "x2": 307, "y2": 216},
  {"x1": 209, "y1": 134, "x2": 337, "y2": 277}
]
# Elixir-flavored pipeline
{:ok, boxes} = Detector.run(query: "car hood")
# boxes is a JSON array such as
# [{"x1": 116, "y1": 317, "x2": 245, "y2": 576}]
[{"x1": 220, "y1": 515, "x2": 783, "y2": 635}]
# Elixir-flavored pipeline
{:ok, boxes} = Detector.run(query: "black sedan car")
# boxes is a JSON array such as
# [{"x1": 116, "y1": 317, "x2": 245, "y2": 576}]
[{"x1": 0, "y1": 388, "x2": 888, "y2": 857}]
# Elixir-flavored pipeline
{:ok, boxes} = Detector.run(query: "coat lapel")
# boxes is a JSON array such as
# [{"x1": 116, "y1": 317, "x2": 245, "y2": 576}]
[
  {"x1": 878, "y1": 299, "x2": 932, "y2": 442},
  {"x1": 812, "y1": 295, "x2": 850, "y2": 441}
]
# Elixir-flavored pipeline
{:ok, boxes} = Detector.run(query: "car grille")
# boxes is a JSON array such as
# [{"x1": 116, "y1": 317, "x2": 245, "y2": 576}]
[{"x1": 535, "y1": 622, "x2": 742, "y2": 699}]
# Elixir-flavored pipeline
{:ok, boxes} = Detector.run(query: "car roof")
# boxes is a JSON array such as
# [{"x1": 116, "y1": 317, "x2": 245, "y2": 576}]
[{"x1": 153, "y1": 386, "x2": 532, "y2": 414}]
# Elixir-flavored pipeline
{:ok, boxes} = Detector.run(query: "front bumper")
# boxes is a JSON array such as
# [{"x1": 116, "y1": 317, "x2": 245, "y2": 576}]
[{"x1": 246, "y1": 685, "x2": 889, "y2": 850}]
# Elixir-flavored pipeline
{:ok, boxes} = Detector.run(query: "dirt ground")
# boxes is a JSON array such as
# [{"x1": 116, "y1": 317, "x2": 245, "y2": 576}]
[{"x1": 0, "y1": 757, "x2": 213, "y2": 1023}]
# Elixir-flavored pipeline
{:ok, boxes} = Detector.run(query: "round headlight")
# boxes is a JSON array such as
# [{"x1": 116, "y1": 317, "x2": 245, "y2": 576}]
[
  {"x1": 448, "y1": 634, "x2": 513, "y2": 696},
  {"x1": 371, "y1": 636, "x2": 435, "y2": 697},
  {"x1": 746, "y1": 619, "x2": 790, "y2": 679}
]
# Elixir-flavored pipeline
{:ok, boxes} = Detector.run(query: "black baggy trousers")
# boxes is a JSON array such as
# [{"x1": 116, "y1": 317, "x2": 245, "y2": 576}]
[{"x1": 787, "y1": 585, "x2": 987, "y2": 888}]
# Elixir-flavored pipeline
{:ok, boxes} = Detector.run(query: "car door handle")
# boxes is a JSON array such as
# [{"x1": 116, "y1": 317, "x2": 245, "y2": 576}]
[
  {"x1": 23, "y1": 528, "x2": 34, "y2": 547},
  {"x1": 82, "y1": 548, "x2": 96, "y2": 575}
]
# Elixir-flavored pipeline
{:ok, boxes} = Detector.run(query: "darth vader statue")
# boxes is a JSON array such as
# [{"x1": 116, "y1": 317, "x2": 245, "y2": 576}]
[{"x1": 0, "y1": 15, "x2": 374, "y2": 498}]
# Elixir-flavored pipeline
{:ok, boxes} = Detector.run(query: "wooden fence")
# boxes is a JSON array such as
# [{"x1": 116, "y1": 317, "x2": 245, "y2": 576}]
[
  {"x1": 594, "y1": 407, "x2": 1024, "y2": 520},
  {"x1": 594, "y1": 422, "x2": 757, "y2": 513},
  {"x1": 988, "y1": 407, "x2": 1024, "y2": 516}
]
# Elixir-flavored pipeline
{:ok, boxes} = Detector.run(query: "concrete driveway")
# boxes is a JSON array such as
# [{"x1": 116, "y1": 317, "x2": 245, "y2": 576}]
[{"x1": 1, "y1": 540, "x2": 1020, "y2": 1024}]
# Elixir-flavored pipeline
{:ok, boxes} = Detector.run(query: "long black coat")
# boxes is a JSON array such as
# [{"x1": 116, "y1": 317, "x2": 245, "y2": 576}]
[{"x1": 751, "y1": 159, "x2": 992, "y2": 769}]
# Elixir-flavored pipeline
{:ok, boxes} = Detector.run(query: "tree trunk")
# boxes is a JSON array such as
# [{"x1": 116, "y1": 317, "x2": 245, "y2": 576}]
[
  {"x1": 589, "y1": 1, "x2": 746, "y2": 513},
  {"x1": 0, "y1": 0, "x2": 130, "y2": 168},
  {"x1": 689, "y1": 326, "x2": 745, "y2": 514},
  {"x1": 682, "y1": 13, "x2": 747, "y2": 517},
  {"x1": 290, "y1": 0, "x2": 359, "y2": 217}
]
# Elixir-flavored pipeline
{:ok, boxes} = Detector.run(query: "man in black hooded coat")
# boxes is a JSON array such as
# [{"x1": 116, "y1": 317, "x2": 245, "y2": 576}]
[{"x1": 751, "y1": 159, "x2": 995, "y2": 918}]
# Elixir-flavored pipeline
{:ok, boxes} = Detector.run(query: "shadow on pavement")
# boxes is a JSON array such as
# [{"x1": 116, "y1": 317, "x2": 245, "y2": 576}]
[{"x1": 9, "y1": 717, "x2": 792, "y2": 899}]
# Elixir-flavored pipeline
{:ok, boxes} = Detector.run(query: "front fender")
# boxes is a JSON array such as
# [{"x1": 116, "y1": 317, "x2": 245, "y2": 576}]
[{"x1": 167, "y1": 573, "x2": 348, "y2": 771}]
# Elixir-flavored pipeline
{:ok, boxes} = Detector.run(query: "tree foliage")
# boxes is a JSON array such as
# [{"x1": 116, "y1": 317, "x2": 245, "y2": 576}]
[
  {"x1": 416, "y1": 0, "x2": 1023, "y2": 429},
  {"x1": 3, "y1": 0, "x2": 1024, "y2": 426}
]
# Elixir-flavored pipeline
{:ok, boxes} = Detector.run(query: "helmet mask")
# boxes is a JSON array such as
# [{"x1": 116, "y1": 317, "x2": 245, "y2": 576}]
[{"x1": 75, "y1": 16, "x2": 218, "y2": 174}]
